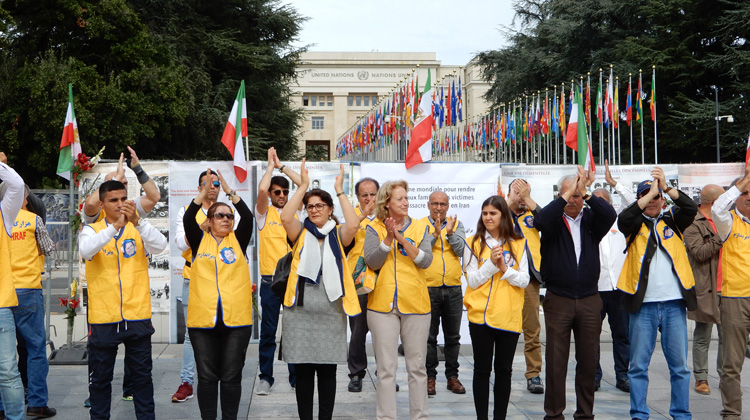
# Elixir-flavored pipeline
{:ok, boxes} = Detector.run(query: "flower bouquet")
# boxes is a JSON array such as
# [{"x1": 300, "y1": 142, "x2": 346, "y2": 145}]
[{"x1": 59, "y1": 278, "x2": 81, "y2": 348}]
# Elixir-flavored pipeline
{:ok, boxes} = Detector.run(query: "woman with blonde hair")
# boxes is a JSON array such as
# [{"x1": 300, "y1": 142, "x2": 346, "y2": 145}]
[
  {"x1": 184, "y1": 169, "x2": 253, "y2": 420},
  {"x1": 279, "y1": 160, "x2": 361, "y2": 420},
  {"x1": 463, "y1": 195, "x2": 529, "y2": 420},
  {"x1": 364, "y1": 179, "x2": 435, "y2": 420}
]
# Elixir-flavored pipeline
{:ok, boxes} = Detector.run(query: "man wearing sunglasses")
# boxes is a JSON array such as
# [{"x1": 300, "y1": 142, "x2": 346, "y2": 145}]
[
  {"x1": 712, "y1": 163, "x2": 750, "y2": 419},
  {"x1": 255, "y1": 147, "x2": 301, "y2": 396},
  {"x1": 617, "y1": 166, "x2": 697, "y2": 420},
  {"x1": 171, "y1": 169, "x2": 231, "y2": 403}
]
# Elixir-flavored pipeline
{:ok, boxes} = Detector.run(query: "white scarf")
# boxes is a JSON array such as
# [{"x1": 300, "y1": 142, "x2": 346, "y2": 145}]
[{"x1": 296, "y1": 219, "x2": 344, "y2": 302}]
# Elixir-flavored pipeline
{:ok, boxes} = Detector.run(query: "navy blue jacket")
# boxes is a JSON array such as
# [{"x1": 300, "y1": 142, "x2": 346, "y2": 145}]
[{"x1": 535, "y1": 195, "x2": 616, "y2": 299}]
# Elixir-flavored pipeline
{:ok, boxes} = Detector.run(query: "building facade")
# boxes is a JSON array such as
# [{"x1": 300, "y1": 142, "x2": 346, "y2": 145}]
[{"x1": 292, "y1": 52, "x2": 491, "y2": 160}]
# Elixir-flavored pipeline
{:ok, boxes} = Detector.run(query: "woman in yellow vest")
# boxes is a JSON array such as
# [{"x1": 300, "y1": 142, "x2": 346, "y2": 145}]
[
  {"x1": 463, "y1": 195, "x2": 529, "y2": 420},
  {"x1": 364, "y1": 179, "x2": 434, "y2": 420},
  {"x1": 280, "y1": 160, "x2": 361, "y2": 420},
  {"x1": 184, "y1": 168, "x2": 253, "y2": 420}
]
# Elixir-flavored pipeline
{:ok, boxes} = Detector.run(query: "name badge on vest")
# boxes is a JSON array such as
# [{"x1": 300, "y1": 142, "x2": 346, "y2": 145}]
[
  {"x1": 662, "y1": 226, "x2": 674, "y2": 240},
  {"x1": 502, "y1": 250, "x2": 517, "y2": 268},
  {"x1": 122, "y1": 239, "x2": 137, "y2": 258},
  {"x1": 220, "y1": 247, "x2": 237, "y2": 264},
  {"x1": 523, "y1": 215, "x2": 535, "y2": 229}
]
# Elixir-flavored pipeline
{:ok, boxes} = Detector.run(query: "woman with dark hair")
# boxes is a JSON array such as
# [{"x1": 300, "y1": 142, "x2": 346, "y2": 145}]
[
  {"x1": 463, "y1": 195, "x2": 530, "y2": 420},
  {"x1": 183, "y1": 168, "x2": 254, "y2": 420},
  {"x1": 364, "y1": 179, "x2": 434, "y2": 420},
  {"x1": 279, "y1": 160, "x2": 361, "y2": 420}
]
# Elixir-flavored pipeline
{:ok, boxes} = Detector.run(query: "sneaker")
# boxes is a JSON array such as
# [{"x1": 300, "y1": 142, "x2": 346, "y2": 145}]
[
  {"x1": 348, "y1": 376, "x2": 363, "y2": 393},
  {"x1": 616, "y1": 379, "x2": 630, "y2": 393},
  {"x1": 256, "y1": 379, "x2": 272, "y2": 396},
  {"x1": 171, "y1": 382, "x2": 194, "y2": 402},
  {"x1": 122, "y1": 394, "x2": 133, "y2": 401},
  {"x1": 527, "y1": 376, "x2": 544, "y2": 394},
  {"x1": 27, "y1": 406, "x2": 57, "y2": 418},
  {"x1": 84, "y1": 398, "x2": 90, "y2": 408}
]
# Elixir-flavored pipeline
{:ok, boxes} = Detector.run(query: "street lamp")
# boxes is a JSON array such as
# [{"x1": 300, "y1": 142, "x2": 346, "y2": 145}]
[{"x1": 714, "y1": 86, "x2": 734, "y2": 163}]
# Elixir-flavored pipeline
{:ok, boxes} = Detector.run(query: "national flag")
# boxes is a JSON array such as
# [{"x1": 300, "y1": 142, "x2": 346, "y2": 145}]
[
  {"x1": 220, "y1": 80, "x2": 248, "y2": 182},
  {"x1": 606, "y1": 70, "x2": 614, "y2": 128},
  {"x1": 450, "y1": 80, "x2": 457, "y2": 126},
  {"x1": 745, "y1": 131, "x2": 750, "y2": 166},
  {"x1": 406, "y1": 69, "x2": 434, "y2": 169},
  {"x1": 565, "y1": 89, "x2": 595, "y2": 171},
  {"x1": 57, "y1": 83, "x2": 82, "y2": 180},
  {"x1": 614, "y1": 78, "x2": 619, "y2": 129},
  {"x1": 596, "y1": 79, "x2": 603, "y2": 130},
  {"x1": 626, "y1": 78, "x2": 632, "y2": 126},
  {"x1": 650, "y1": 70, "x2": 656, "y2": 121},
  {"x1": 458, "y1": 76, "x2": 463, "y2": 122}
]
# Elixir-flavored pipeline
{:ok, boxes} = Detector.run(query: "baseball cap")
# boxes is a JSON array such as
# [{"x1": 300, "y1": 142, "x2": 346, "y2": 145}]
[{"x1": 636, "y1": 180, "x2": 662, "y2": 197}]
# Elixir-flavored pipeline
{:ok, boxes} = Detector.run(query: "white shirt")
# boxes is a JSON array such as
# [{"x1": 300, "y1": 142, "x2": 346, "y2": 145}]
[
  {"x1": 563, "y1": 211, "x2": 583, "y2": 264},
  {"x1": 79, "y1": 219, "x2": 168, "y2": 261},
  {"x1": 641, "y1": 214, "x2": 683, "y2": 303},
  {"x1": 712, "y1": 186, "x2": 750, "y2": 242},
  {"x1": 598, "y1": 183, "x2": 636, "y2": 292},
  {"x1": 0, "y1": 163, "x2": 24, "y2": 235},
  {"x1": 175, "y1": 205, "x2": 208, "y2": 252},
  {"x1": 462, "y1": 231, "x2": 530, "y2": 290}
]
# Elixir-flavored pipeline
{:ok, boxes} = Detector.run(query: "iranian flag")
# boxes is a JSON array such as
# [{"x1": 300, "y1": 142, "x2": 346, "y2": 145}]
[
  {"x1": 565, "y1": 89, "x2": 595, "y2": 171},
  {"x1": 56, "y1": 84, "x2": 82, "y2": 181},
  {"x1": 405, "y1": 69, "x2": 433, "y2": 169},
  {"x1": 220, "y1": 80, "x2": 248, "y2": 182}
]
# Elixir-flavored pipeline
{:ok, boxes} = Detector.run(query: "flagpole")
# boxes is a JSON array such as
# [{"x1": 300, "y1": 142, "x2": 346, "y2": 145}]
[
  {"x1": 629, "y1": 74, "x2": 633, "y2": 165},
  {"x1": 586, "y1": 73, "x2": 592, "y2": 166},
  {"x1": 652, "y1": 66, "x2": 658, "y2": 164},
  {"x1": 640, "y1": 69, "x2": 645, "y2": 164}
]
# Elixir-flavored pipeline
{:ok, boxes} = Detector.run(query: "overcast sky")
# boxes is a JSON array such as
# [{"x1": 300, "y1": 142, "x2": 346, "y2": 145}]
[{"x1": 284, "y1": 0, "x2": 517, "y2": 66}]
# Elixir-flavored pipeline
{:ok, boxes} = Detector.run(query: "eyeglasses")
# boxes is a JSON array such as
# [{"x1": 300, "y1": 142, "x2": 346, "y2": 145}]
[
  {"x1": 640, "y1": 194, "x2": 662, "y2": 200},
  {"x1": 429, "y1": 202, "x2": 449, "y2": 207},
  {"x1": 202, "y1": 180, "x2": 220, "y2": 187},
  {"x1": 213, "y1": 212, "x2": 235, "y2": 220},
  {"x1": 358, "y1": 192, "x2": 377, "y2": 198},
  {"x1": 306, "y1": 203, "x2": 328, "y2": 212},
  {"x1": 272, "y1": 189, "x2": 290, "y2": 196}
]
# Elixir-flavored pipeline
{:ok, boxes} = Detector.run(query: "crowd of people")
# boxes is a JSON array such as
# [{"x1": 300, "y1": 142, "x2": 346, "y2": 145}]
[{"x1": 0, "y1": 147, "x2": 749, "y2": 420}]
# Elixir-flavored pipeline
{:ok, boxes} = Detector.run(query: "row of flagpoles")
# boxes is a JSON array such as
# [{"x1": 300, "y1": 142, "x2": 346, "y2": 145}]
[{"x1": 336, "y1": 65, "x2": 661, "y2": 168}]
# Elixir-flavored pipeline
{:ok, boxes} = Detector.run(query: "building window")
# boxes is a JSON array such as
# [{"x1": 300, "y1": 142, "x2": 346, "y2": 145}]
[
  {"x1": 327, "y1": 97, "x2": 333, "y2": 106},
  {"x1": 348, "y1": 94, "x2": 378, "y2": 108},
  {"x1": 311, "y1": 116, "x2": 324, "y2": 130},
  {"x1": 318, "y1": 96, "x2": 325, "y2": 106},
  {"x1": 347, "y1": 96, "x2": 354, "y2": 107},
  {"x1": 302, "y1": 96, "x2": 309, "y2": 106},
  {"x1": 372, "y1": 95, "x2": 377, "y2": 105},
  {"x1": 363, "y1": 96, "x2": 370, "y2": 107},
  {"x1": 355, "y1": 96, "x2": 362, "y2": 106},
  {"x1": 310, "y1": 96, "x2": 317, "y2": 106}
]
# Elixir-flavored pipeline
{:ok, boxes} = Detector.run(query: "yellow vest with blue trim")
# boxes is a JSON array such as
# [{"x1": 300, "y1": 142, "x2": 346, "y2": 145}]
[
  {"x1": 283, "y1": 225, "x2": 361, "y2": 316},
  {"x1": 188, "y1": 231, "x2": 253, "y2": 328},
  {"x1": 463, "y1": 236, "x2": 526, "y2": 333},
  {"x1": 10, "y1": 209, "x2": 44, "y2": 289},
  {"x1": 0, "y1": 212, "x2": 18, "y2": 308},
  {"x1": 617, "y1": 219, "x2": 695, "y2": 295},
  {"x1": 181, "y1": 205, "x2": 207, "y2": 280},
  {"x1": 366, "y1": 217, "x2": 432, "y2": 314},
  {"x1": 259, "y1": 206, "x2": 291, "y2": 276},
  {"x1": 514, "y1": 210, "x2": 541, "y2": 274},
  {"x1": 346, "y1": 207, "x2": 373, "y2": 274},
  {"x1": 85, "y1": 220, "x2": 152, "y2": 324},
  {"x1": 720, "y1": 210, "x2": 750, "y2": 297},
  {"x1": 422, "y1": 216, "x2": 463, "y2": 287}
]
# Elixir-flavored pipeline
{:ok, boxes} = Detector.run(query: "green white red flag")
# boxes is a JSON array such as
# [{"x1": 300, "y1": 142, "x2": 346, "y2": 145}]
[
  {"x1": 565, "y1": 88, "x2": 595, "y2": 172},
  {"x1": 220, "y1": 80, "x2": 248, "y2": 182},
  {"x1": 57, "y1": 83, "x2": 82, "y2": 181},
  {"x1": 406, "y1": 69, "x2": 433, "y2": 169}
]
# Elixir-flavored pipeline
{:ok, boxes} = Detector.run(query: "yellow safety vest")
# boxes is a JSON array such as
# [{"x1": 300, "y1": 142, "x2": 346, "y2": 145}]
[
  {"x1": 366, "y1": 217, "x2": 432, "y2": 315},
  {"x1": 85, "y1": 220, "x2": 151, "y2": 324},
  {"x1": 259, "y1": 206, "x2": 291, "y2": 276},
  {"x1": 514, "y1": 210, "x2": 541, "y2": 274},
  {"x1": 617, "y1": 219, "x2": 695, "y2": 295},
  {"x1": 346, "y1": 207, "x2": 373, "y2": 273},
  {"x1": 720, "y1": 210, "x2": 750, "y2": 297},
  {"x1": 188, "y1": 231, "x2": 253, "y2": 328},
  {"x1": 181, "y1": 205, "x2": 207, "y2": 280},
  {"x1": 283, "y1": 227, "x2": 361, "y2": 316},
  {"x1": 0, "y1": 213, "x2": 18, "y2": 308},
  {"x1": 10, "y1": 209, "x2": 44, "y2": 289},
  {"x1": 422, "y1": 216, "x2": 462, "y2": 287},
  {"x1": 463, "y1": 236, "x2": 526, "y2": 333}
]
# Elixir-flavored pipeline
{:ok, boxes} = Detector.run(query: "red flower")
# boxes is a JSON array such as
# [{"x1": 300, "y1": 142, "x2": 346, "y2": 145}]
[
  {"x1": 252, "y1": 284, "x2": 257, "y2": 293},
  {"x1": 69, "y1": 298, "x2": 81, "y2": 309},
  {"x1": 59, "y1": 297, "x2": 69, "y2": 306}
]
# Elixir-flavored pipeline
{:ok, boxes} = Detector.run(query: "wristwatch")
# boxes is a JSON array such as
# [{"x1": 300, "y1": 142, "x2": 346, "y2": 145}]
[
  {"x1": 582, "y1": 188, "x2": 592, "y2": 201},
  {"x1": 227, "y1": 190, "x2": 237, "y2": 199}
]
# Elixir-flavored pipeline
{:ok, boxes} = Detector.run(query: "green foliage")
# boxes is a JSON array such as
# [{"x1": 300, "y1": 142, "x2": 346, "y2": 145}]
[
  {"x1": 477, "y1": 0, "x2": 750, "y2": 163},
  {"x1": 0, "y1": 0, "x2": 305, "y2": 187}
]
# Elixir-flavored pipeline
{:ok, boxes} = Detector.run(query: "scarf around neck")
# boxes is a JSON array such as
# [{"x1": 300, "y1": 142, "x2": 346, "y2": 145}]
[{"x1": 296, "y1": 218, "x2": 345, "y2": 302}]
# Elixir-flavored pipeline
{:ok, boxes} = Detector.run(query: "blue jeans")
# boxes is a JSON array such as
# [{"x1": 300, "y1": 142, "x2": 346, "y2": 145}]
[
  {"x1": 180, "y1": 278, "x2": 195, "y2": 385},
  {"x1": 628, "y1": 300, "x2": 691, "y2": 420},
  {"x1": 259, "y1": 276, "x2": 295, "y2": 386},
  {"x1": 426, "y1": 286, "x2": 463, "y2": 380},
  {"x1": 0, "y1": 308, "x2": 25, "y2": 420}
]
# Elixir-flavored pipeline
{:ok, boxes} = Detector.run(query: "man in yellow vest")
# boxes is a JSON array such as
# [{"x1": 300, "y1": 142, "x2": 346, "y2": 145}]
[
  {"x1": 423, "y1": 190, "x2": 466, "y2": 396},
  {"x1": 506, "y1": 178, "x2": 544, "y2": 394},
  {"x1": 255, "y1": 147, "x2": 301, "y2": 395},
  {"x1": 79, "y1": 180, "x2": 167, "y2": 420},
  {"x1": 170, "y1": 169, "x2": 221, "y2": 402},
  {"x1": 617, "y1": 167, "x2": 697, "y2": 420},
  {"x1": 712, "y1": 164, "x2": 750, "y2": 419},
  {"x1": 0, "y1": 154, "x2": 26, "y2": 420},
  {"x1": 345, "y1": 177, "x2": 378, "y2": 393},
  {"x1": 0, "y1": 184, "x2": 55, "y2": 419}
]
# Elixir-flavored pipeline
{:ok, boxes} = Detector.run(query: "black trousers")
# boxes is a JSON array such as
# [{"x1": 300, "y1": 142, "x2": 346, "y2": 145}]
[
  {"x1": 294, "y1": 363, "x2": 337, "y2": 420},
  {"x1": 88, "y1": 320, "x2": 155, "y2": 420},
  {"x1": 347, "y1": 294, "x2": 369, "y2": 378},
  {"x1": 189, "y1": 322, "x2": 252, "y2": 420},
  {"x1": 469, "y1": 323, "x2": 519, "y2": 420}
]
